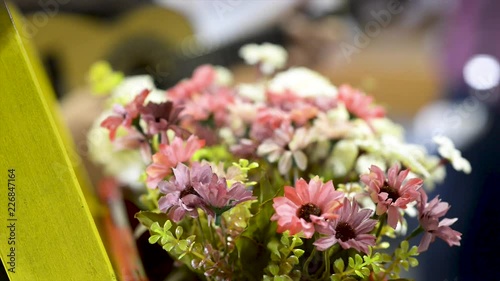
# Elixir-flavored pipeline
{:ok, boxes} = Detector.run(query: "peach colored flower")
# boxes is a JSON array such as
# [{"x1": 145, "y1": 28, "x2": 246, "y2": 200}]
[
  {"x1": 337, "y1": 85, "x2": 385, "y2": 122},
  {"x1": 146, "y1": 135, "x2": 205, "y2": 188},
  {"x1": 168, "y1": 65, "x2": 216, "y2": 102},
  {"x1": 271, "y1": 177, "x2": 344, "y2": 238},
  {"x1": 361, "y1": 164, "x2": 422, "y2": 228}
]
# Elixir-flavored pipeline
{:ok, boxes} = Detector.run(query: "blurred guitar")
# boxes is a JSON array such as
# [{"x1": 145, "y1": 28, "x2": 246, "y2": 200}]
[{"x1": 23, "y1": 4, "x2": 194, "y2": 97}]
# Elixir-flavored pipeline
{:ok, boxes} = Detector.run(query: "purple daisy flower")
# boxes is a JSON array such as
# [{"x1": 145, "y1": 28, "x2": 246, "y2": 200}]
[
  {"x1": 314, "y1": 198, "x2": 377, "y2": 254},
  {"x1": 194, "y1": 174, "x2": 255, "y2": 222},
  {"x1": 417, "y1": 190, "x2": 461, "y2": 252},
  {"x1": 158, "y1": 162, "x2": 212, "y2": 222},
  {"x1": 140, "y1": 101, "x2": 189, "y2": 138}
]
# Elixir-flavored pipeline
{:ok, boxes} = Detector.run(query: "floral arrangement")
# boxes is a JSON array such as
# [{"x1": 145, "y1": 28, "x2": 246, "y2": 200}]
[{"x1": 88, "y1": 43, "x2": 468, "y2": 281}]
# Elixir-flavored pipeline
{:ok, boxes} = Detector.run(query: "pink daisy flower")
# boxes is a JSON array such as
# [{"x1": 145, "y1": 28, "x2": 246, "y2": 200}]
[
  {"x1": 314, "y1": 198, "x2": 377, "y2": 254},
  {"x1": 337, "y1": 85, "x2": 385, "y2": 122},
  {"x1": 250, "y1": 108, "x2": 290, "y2": 142},
  {"x1": 101, "y1": 89, "x2": 150, "y2": 140},
  {"x1": 193, "y1": 174, "x2": 255, "y2": 221},
  {"x1": 158, "y1": 163, "x2": 212, "y2": 222},
  {"x1": 168, "y1": 65, "x2": 216, "y2": 102},
  {"x1": 360, "y1": 164, "x2": 422, "y2": 229},
  {"x1": 271, "y1": 177, "x2": 344, "y2": 238},
  {"x1": 417, "y1": 190, "x2": 461, "y2": 252},
  {"x1": 146, "y1": 135, "x2": 205, "y2": 188}
]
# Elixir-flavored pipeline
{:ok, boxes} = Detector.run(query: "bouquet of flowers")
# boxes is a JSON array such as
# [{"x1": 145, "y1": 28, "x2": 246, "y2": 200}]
[{"x1": 88, "y1": 43, "x2": 468, "y2": 281}]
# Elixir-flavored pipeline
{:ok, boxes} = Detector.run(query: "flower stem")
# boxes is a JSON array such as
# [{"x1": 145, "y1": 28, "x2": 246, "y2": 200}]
[
  {"x1": 303, "y1": 247, "x2": 317, "y2": 278},
  {"x1": 293, "y1": 167, "x2": 299, "y2": 185},
  {"x1": 220, "y1": 216, "x2": 229, "y2": 258},
  {"x1": 196, "y1": 217, "x2": 206, "y2": 244},
  {"x1": 321, "y1": 249, "x2": 331, "y2": 279},
  {"x1": 375, "y1": 213, "x2": 387, "y2": 238},
  {"x1": 405, "y1": 226, "x2": 424, "y2": 241}
]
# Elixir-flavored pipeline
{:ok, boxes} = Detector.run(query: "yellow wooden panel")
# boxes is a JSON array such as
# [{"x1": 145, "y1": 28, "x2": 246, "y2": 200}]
[
  {"x1": 9, "y1": 1, "x2": 101, "y2": 218},
  {"x1": 0, "y1": 2, "x2": 116, "y2": 280}
]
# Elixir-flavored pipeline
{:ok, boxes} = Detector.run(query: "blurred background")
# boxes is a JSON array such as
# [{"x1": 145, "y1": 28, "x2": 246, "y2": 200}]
[{"x1": 11, "y1": 0, "x2": 500, "y2": 280}]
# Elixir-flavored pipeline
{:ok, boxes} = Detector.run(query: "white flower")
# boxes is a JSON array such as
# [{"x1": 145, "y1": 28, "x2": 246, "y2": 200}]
[
  {"x1": 146, "y1": 89, "x2": 168, "y2": 104},
  {"x1": 355, "y1": 136, "x2": 431, "y2": 178},
  {"x1": 381, "y1": 136, "x2": 431, "y2": 178},
  {"x1": 257, "y1": 127, "x2": 312, "y2": 175},
  {"x1": 420, "y1": 156, "x2": 446, "y2": 190},
  {"x1": 346, "y1": 119, "x2": 372, "y2": 139},
  {"x1": 214, "y1": 66, "x2": 233, "y2": 86},
  {"x1": 336, "y1": 182, "x2": 364, "y2": 199},
  {"x1": 331, "y1": 140, "x2": 358, "y2": 177},
  {"x1": 433, "y1": 136, "x2": 471, "y2": 174},
  {"x1": 268, "y1": 67, "x2": 337, "y2": 98},
  {"x1": 355, "y1": 154, "x2": 386, "y2": 175},
  {"x1": 372, "y1": 118, "x2": 404, "y2": 139},
  {"x1": 87, "y1": 112, "x2": 146, "y2": 189},
  {"x1": 239, "y1": 43, "x2": 288, "y2": 74},
  {"x1": 108, "y1": 75, "x2": 166, "y2": 106},
  {"x1": 219, "y1": 127, "x2": 236, "y2": 145},
  {"x1": 237, "y1": 83, "x2": 266, "y2": 102},
  {"x1": 312, "y1": 104, "x2": 350, "y2": 141}
]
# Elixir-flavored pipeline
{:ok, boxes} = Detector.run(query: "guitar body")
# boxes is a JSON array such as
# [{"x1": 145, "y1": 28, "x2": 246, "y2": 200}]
[{"x1": 24, "y1": 5, "x2": 193, "y2": 96}]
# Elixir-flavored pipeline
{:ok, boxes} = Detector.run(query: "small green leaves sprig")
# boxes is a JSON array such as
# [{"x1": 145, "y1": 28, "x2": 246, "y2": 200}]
[{"x1": 264, "y1": 232, "x2": 304, "y2": 281}]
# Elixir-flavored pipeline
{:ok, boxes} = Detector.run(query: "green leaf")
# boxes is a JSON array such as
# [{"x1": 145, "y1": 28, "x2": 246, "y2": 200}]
[
  {"x1": 135, "y1": 211, "x2": 170, "y2": 229},
  {"x1": 291, "y1": 236, "x2": 303, "y2": 247},
  {"x1": 274, "y1": 276, "x2": 287, "y2": 281},
  {"x1": 267, "y1": 239, "x2": 281, "y2": 258},
  {"x1": 258, "y1": 171, "x2": 283, "y2": 205},
  {"x1": 280, "y1": 234, "x2": 290, "y2": 247},
  {"x1": 354, "y1": 254, "x2": 363, "y2": 267},
  {"x1": 234, "y1": 175, "x2": 284, "y2": 280},
  {"x1": 163, "y1": 220, "x2": 172, "y2": 232},
  {"x1": 148, "y1": 235, "x2": 161, "y2": 244},
  {"x1": 175, "y1": 226, "x2": 183, "y2": 239},
  {"x1": 268, "y1": 264, "x2": 279, "y2": 276},
  {"x1": 235, "y1": 236, "x2": 269, "y2": 281},
  {"x1": 286, "y1": 256, "x2": 299, "y2": 265},
  {"x1": 280, "y1": 262, "x2": 293, "y2": 274},
  {"x1": 150, "y1": 222, "x2": 162, "y2": 233},
  {"x1": 163, "y1": 242, "x2": 175, "y2": 252},
  {"x1": 348, "y1": 257, "x2": 355, "y2": 269},
  {"x1": 334, "y1": 258, "x2": 344, "y2": 273},
  {"x1": 408, "y1": 257, "x2": 419, "y2": 267},
  {"x1": 292, "y1": 249, "x2": 304, "y2": 258},
  {"x1": 330, "y1": 274, "x2": 341, "y2": 281},
  {"x1": 177, "y1": 240, "x2": 189, "y2": 252},
  {"x1": 279, "y1": 247, "x2": 291, "y2": 257},
  {"x1": 400, "y1": 240, "x2": 409, "y2": 253}
]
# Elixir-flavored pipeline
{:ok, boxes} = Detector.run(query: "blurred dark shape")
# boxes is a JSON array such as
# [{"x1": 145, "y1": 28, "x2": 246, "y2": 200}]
[{"x1": 16, "y1": 0, "x2": 150, "y2": 18}]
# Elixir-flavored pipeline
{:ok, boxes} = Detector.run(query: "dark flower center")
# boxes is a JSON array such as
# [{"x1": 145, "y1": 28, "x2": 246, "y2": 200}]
[
  {"x1": 335, "y1": 222, "x2": 356, "y2": 242},
  {"x1": 380, "y1": 181, "x2": 399, "y2": 202},
  {"x1": 296, "y1": 203, "x2": 322, "y2": 223},
  {"x1": 179, "y1": 185, "x2": 200, "y2": 199}
]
